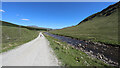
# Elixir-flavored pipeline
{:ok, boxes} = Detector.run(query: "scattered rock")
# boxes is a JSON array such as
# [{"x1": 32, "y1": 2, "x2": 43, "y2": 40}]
[
  {"x1": 103, "y1": 48, "x2": 106, "y2": 51},
  {"x1": 75, "y1": 57, "x2": 80, "y2": 62},
  {"x1": 81, "y1": 57, "x2": 83, "y2": 59},
  {"x1": 9, "y1": 44, "x2": 13, "y2": 47},
  {"x1": 7, "y1": 37, "x2": 10, "y2": 40},
  {"x1": 78, "y1": 44, "x2": 81, "y2": 46},
  {"x1": 90, "y1": 50, "x2": 93, "y2": 54}
]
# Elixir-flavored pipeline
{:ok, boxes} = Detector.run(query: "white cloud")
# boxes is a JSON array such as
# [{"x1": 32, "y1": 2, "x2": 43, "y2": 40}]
[
  {"x1": 21, "y1": 19, "x2": 29, "y2": 21},
  {"x1": 0, "y1": 10, "x2": 5, "y2": 12}
]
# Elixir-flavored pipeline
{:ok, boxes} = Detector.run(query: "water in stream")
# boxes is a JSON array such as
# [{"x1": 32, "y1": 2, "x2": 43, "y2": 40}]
[{"x1": 44, "y1": 32, "x2": 119, "y2": 66}]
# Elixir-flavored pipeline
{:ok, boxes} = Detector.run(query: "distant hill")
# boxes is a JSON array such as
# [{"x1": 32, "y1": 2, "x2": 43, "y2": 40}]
[
  {"x1": 50, "y1": 1, "x2": 120, "y2": 45},
  {"x1": 28, "y1": 25, "x2": 52, "y2": 31},
  {"x1": 1, "y1": 21, "x2": 49, "y2": 31}
]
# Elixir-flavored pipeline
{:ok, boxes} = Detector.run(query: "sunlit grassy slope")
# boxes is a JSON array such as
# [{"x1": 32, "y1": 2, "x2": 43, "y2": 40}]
[
  {"x1": 1, "y1": 21, "x2": 40, "y2": 52},
  {"x1": 50, "y1": 2, "x2": 119, "y2": 45}
]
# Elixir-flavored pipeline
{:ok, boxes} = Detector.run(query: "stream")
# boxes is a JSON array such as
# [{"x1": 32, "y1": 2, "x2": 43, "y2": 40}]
[{"x1": 44, "y1": 32, "x2": 119, "y2": 66}]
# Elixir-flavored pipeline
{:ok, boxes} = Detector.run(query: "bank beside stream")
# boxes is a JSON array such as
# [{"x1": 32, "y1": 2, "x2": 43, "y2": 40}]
[{"x1": 44, "y1": 32, "x2": 119, "y2": 67}]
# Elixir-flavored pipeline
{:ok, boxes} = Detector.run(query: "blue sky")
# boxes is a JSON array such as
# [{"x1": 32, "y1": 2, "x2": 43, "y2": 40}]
[{"x1": 2, "y1": 2, "x2": 116, "y2": 29}]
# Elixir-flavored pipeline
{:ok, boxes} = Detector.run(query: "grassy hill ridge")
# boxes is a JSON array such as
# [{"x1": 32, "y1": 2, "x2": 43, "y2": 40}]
[
  {"x1": 1, "y1": 21, "x2": 43, "y2": 52},
  {"x1": 78, "y1": 2, "x2": 119, "y2": 25},
  {"x1": 1, "y1": 21, "x2": 49, "y2": 31},
  {"x1": 50, "y1": 2, "x2": 120, "y2": 45}
]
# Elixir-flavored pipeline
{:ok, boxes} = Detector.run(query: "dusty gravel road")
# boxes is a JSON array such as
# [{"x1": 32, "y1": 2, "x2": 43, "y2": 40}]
[{"x1": 0, "y1": 32, "x2": 59, "y2": 66}]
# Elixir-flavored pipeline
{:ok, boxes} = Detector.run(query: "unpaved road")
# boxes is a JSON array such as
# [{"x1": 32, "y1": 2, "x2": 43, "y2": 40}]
[{"x1": 0, "y1": 32, "x2": 59, "y2": 66}]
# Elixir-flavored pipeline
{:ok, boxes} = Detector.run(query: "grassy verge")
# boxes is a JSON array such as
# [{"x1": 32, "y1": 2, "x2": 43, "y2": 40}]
[
  {"x1": 44, "y1": 34, "x2": 112, "y2": 67},
  {"x1": 1, "y1": 26, "x2": 39, "y2": 52}
]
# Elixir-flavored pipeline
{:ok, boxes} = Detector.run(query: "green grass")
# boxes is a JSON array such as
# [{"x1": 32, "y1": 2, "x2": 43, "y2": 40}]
[
  {"x1": 50, "y1": 8, "x2": 119, "y2": 45},
  {"x1": 44, "y1": 34, "x2": 112, "y2": 67},
  {"x1": 1, "y1": 25, "x2": 39, "y2": 52}
]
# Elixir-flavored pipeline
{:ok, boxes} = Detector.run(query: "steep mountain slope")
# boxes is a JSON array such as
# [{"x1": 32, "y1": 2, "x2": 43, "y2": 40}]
[
  {"x1": 50, "y1": 2, "x2": 119, "y2": 45},
  {"x1": 1, "y1": 21, "x2": 41, "y2": 52}
]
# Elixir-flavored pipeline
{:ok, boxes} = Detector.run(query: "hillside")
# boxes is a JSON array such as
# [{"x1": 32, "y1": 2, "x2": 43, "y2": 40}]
[
  {"x1": 28, "y1": 25, "x2": 52, "y2": 31},
  {"x1": 50, "y1": 2, "x2": 119, "y2": 45},
  {"x1": 2, "y1": 21, "x2": 48, "y2": 31},
  {"x1": 1, "y1": 21, "x2": 43, "y2": 52}
]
